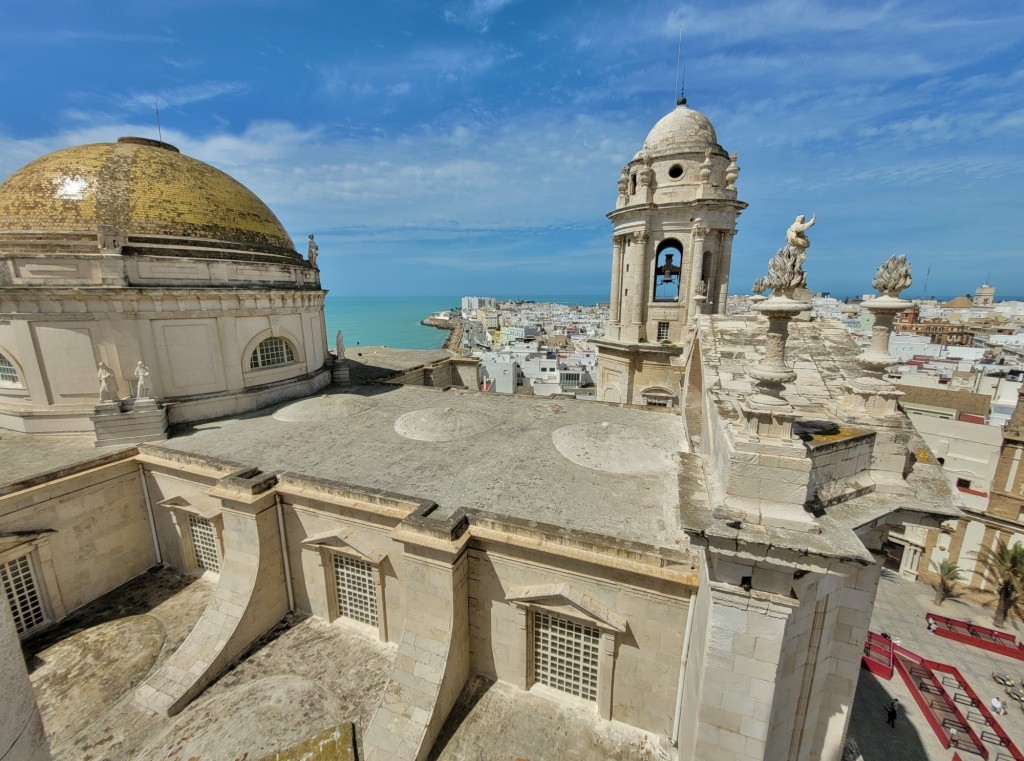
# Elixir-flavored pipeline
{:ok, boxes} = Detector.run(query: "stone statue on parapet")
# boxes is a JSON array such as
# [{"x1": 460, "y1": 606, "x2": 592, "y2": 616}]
[
  {"x1": 785, "y1": 213, "x2": 816, "y2": 259},
  {"x1": 133, "y1": 361, "x2": 153, "y2": 398},
  {"x1": 871, "y1": 253, "x2": 913, "y2": 296},
  {"x1": 307, "y1": 234, "x2": 319, "y2": 268},
  {"x1": 97, "y1": 362, "x2": 119, "y2": 403},
  {"x1": 335, "y1": 330, "x2": 346, "y2": 360}
]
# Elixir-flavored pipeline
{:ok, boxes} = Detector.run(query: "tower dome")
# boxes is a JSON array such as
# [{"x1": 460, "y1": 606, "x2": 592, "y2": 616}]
[
  {"x1": 0, "y1": 137, "x2": 299, "y2": 260},
  {"x1": 634, "y1": 103, "x2": 722, "y2": 159}
]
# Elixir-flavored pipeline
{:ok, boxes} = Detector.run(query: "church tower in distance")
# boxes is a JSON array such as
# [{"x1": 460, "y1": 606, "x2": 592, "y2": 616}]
[{"x1": 594, "y1": 93, "x2": 746, "y2": 407}]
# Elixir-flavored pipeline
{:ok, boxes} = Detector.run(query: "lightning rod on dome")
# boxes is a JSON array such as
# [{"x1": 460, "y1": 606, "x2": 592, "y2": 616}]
[
  {"x1": 155, "y1": 99, "x2": 163, "y2": 146},
  {"x1": 673, "y1": 24, "x2": 685, "y2": 106}
]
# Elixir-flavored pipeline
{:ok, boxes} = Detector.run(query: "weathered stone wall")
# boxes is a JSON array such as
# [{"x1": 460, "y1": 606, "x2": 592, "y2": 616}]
[
  {"x1": 466, "y1": 543, "x2": 691, "y2": 733},
  {"x1": 0, "y1": 457, "x2": 154, "y2": 617},
  {"x1": 677, "y1": 559, "x2": 712, "y2": 759}
]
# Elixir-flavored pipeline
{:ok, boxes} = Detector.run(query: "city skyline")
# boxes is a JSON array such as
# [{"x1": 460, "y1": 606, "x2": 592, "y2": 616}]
[{"x1": 1, "y1": 0, "x2": 1022, "y2": 298}]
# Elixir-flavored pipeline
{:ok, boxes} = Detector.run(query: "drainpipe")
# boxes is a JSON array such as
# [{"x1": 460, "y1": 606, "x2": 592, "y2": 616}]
[
  {"x1": 672, "y1": 592, "x2": 698, "y2": 747},
  {"x1": 275, "y1": 493, "x2": 295, "y2": 611},
  {"x1": 137, "y1": 463, "x2": 162, "y2": 564}
]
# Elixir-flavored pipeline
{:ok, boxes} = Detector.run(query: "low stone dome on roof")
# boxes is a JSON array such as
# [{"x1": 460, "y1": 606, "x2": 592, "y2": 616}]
[
  {"x1": 0, "y1": 137, "x2": 298, "y2": 259},
  {"x1": 943, "y1": 296, "x2": 973, "y2": 308},
  {"x1": 394, "y1": 406, "x2": 503, "y2": 442},
  {"x1": 634, "y1": 103, "x2": 721, "y2": 159}
]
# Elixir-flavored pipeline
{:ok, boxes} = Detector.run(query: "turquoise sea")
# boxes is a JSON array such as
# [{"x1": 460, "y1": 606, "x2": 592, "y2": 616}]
[{"x1": 324, "y1": 295, "x2": 606, "y2": 350}]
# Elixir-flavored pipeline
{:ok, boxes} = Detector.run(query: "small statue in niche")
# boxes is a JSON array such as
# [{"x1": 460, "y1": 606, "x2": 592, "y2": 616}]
[
  {"x1": 97, "y1": 362, "x2": 119, "y2": 402},
  {"x1": 133, "y1": 361, "x2": 153, "y2": 398},
  {"x1": 307, "y1": 234, "x2": 319, "y2": 268}
]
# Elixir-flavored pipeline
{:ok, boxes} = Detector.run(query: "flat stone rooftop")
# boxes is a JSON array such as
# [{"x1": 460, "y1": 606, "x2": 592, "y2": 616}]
[{"x1": 159, "y1": 384, "x2": 687, "y2": 546}]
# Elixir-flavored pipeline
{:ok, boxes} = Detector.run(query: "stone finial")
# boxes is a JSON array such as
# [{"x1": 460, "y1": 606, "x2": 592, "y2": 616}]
[
  {"x1": 764, "y1": 246, "x2": 807, "y2": 292},
  {"x1": 699, "y1": 148, "x2": 713, "y2": 183},
  {"x1": 617, "y1": 166, "x2": 629, "y2": 196},
  {"x1": 871, "y1": 253, "x2": 912, "y2": 296},
  {"x1": 858, "y1": 253, "x2": 914, "y2": 369},
  {"x1": 638, "y1": 163, "x2": 654, "y2": 188},
  {"x1": 752, "y1": 277, "x2": 767, "y2": 296},
  {"x1": 725, "y1": 152, "x2": 739, "y2": 189}
]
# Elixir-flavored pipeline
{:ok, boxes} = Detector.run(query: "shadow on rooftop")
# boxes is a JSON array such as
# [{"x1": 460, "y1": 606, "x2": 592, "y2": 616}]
[
  {"x1": 426, "y1": 674, "x2": 496, "y2": 761},
  {"x1": 21, "y1": 565, "x2": 197, "y2": 666}
]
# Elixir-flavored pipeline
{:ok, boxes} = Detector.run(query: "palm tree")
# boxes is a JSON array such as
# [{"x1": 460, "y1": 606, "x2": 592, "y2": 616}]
[
  {"x1": 931, "y1": 559, "x2": 964, "y2": 606},
  {"x1": 974, "y1": 539, "x2": 1024, "y2": 628}
]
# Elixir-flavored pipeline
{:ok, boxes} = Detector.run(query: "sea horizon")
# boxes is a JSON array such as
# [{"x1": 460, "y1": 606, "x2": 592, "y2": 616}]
[{"x1": 324, "y1": 294, "x2": 608, "y2": 351}]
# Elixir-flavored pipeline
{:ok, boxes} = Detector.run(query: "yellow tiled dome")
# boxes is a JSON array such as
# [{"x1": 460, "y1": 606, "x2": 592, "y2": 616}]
[{"x1": 0, "y1": 137, "x2": 298, "y2": 258}]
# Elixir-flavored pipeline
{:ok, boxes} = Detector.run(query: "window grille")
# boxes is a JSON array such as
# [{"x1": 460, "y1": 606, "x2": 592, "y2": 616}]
[
  {"x1": 2, "y1": 554, "x2": 46, "y2": 636},
  {"x1": 657, "y1": 322, "x2": 670, "y2": 341},
  {"x1": 333, "y1": 553, "x2": 378, "y2": 627},
  {"x1": 188, "y1": 514, "x2": 220, "y2": 573},
  {"x1": 533, "y1": 611, "x2": 599, "y2": 702},
  {"x1": 645, "y1": 397, "x2": 670, "y2": 407},
  {"x1": 0, "y1": 353, "x2": 18, "y2": 384},
  {"x1": 249, "y1": 337, "x2": 295, "y2": 369}
]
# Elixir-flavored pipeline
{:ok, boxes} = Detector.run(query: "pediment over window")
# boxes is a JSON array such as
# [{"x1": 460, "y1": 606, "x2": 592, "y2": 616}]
[
  {"x1": 157, "y1": 495, "x2": 221, "y2": 520},
  {"x1": 506, "y1": 582, "x2": 627, "y2": 633},
  {"x1": 301, "y1": 526, "x2": 387, "y2": 565},
  {"x1": 0, "y1": 529, "x2": 54, "y2": 554}
]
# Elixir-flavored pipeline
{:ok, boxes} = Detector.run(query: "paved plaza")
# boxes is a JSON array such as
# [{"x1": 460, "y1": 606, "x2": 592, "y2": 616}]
[{"x1": 850, "y1": 568, "x2": 1024, "y2": 760}]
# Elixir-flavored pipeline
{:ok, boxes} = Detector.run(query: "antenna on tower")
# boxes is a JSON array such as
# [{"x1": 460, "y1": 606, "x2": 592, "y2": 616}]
[
  {"x1": 673, "y1": 25, "x2": 686, "y2": 106},
  {"x1": 155, "y1": 99, "x2": 163, "y2": 145}
]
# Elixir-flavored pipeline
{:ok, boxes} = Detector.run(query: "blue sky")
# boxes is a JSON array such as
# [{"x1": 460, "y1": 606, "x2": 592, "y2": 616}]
[{"x1": 1, "y1": 0, "x2": 1022, "y2": 299}]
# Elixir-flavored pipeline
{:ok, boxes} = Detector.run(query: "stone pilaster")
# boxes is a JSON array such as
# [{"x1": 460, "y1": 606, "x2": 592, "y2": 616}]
[
  {"x1": 609, "y1": 235, "x2": 624, "y2": 328},
  {"x1": 717, "y1": 230, "x2": 737, "y2": 315},
  {"x1": 363, "y1": 508, "x2": 470, "y2": 761}
]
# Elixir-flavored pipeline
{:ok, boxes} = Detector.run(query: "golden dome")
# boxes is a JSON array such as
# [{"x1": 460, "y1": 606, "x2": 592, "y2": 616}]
[{"x1": 0, "y1": 137, "x2": 298, "y2": 259}]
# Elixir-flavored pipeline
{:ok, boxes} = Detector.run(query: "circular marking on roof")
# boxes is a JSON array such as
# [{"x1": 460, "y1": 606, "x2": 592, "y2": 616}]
[
  {"x1": 551, "y1": 421, "x2": 677, "y2": 474},
  {"x1": 135, "y1": 675, "x2": 342, "y2": 761},
  {"x1": 30, "y1": 615, "x2": 165, "y2": 747},
  {"x1": 394, "y1": 405, "x2": 502, "y2": 442},
  {"x1": 273, "y1": 395, "x2": 377, "y2": 422}
]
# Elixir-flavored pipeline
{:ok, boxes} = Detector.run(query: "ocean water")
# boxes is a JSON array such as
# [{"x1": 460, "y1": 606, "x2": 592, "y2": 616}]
[{"x1": 324, "y1": 294, "x2": 607, "y2": 350}]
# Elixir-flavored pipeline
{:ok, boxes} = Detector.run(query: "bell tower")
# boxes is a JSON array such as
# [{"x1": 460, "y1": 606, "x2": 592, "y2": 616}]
[{"x1": 594, "y1": 94, "x2": 746, "y2": 407}]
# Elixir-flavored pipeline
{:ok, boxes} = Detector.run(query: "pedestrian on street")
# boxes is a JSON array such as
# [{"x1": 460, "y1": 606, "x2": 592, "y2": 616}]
[{"x1": 886, "y1": 699, "x2": 899, "y2": 728}]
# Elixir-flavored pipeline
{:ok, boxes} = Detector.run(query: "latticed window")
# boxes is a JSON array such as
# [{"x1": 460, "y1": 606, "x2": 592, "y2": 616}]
[
  {"x1": 657, "y1": 322, "x2": 670, "y2": 341},
  {"x1": 2, "y1": 554, "x2": 46, "y2": 636},
  {"x1": 188, "y1": 515, "x2": 220, "y2": 573},
  {"x1": 249, "y1": 337, "x2": 295, "y2": 369},
  {"x1": 0, "y1": 353, "x2": 19, "y2": 384},
  {"x1": 332, "y1": 553, "x2": 378, "y2": 627},
  {"x1": 533, "y1": 611, "x2": 600, "y2": 702}
]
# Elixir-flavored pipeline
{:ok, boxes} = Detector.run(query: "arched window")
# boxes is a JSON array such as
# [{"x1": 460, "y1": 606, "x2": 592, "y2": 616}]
[
  {"x1": 249, "y1": 337, "x2": 296, "y2": 369},
  {"x1": 0, "y1": 352, "x2": 20, "y2": 384},
  {"x1": 653, "y1": 239, "x2": 683, "y2": 301}
]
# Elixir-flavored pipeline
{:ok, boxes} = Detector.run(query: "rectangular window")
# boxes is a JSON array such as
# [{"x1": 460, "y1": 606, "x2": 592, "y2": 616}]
[
  {"x1": 332, "y1": 553, "x2": 378, "y2": 627},
  {"x1": 533, "y1": 611, "x2": 599, "y2": 702},
  {"x1": 657, "y1": 322, "x2": 670, "y2": 341},
  {"x1": 188, "y1": 514, "x2": 220, "y2": 573},
  {"x1": 2, "y1": 554, "x2": 46, "y2": 636},
  {"x1": 645, "y1": 398, "x2": 670, "y2": 407}
]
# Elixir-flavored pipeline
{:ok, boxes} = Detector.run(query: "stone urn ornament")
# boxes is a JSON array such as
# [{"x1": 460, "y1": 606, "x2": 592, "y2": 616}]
[{"x1": 858, "y1": 254, "x2": 913, "y2": 369}]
